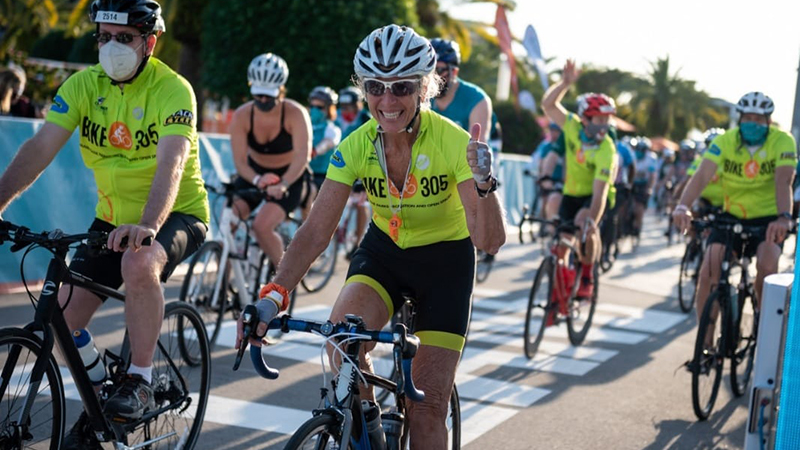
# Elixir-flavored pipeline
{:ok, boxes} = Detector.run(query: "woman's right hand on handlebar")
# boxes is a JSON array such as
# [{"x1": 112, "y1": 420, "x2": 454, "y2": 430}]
[{"x1": 255, "y1": 173, "x2": 281, "y2": 190}]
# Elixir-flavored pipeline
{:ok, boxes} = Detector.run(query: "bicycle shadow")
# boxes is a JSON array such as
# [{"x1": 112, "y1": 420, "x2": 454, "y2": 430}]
[{"x1": 643, "y1": 398, "x2": 746, "y2": 450}]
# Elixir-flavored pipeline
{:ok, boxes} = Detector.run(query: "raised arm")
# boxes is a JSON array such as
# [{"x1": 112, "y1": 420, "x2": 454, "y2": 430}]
[{"x1": 541, "y1": 59, "x2": 579, "y2": 129}]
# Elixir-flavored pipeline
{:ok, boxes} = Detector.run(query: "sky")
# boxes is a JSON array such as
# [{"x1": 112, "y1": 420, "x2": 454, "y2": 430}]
[{"x1": 441, "y1": 0, "x2": 800, "y2": 131}]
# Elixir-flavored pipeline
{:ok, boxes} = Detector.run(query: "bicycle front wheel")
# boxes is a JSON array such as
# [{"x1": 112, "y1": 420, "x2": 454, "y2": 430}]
[
  {"x1": 731, "y1": 287, "x2": 757, "y2": 397},
  {"x1": 124, "y1": 302, "x2": 210, "y2": 449},
  {"x1": 179, "y1": 240, "x2": 227, "y2": 347},
  {"x1": 301, "y1": 237, "x2": 338, "y2": 293},
  {"x1": 524, "y1": 257, "x2": 555, "y2": 359},
  {"x1": 691, "y1": 291, "x2": 725, "y2": 421},
  {"x1": 0, "y1": 328, "x2": 65, "y2": 450},
  {"x1": 447, "y1": 384, "x2": 461, "y2": 450},
  {"x1": 284, "y1": 413, "x2": 347, "y2": 450},
  {"x1": 677, "y1": 240, "x2": 700, "y2": 313},
  {"x1": 567, "y1": 263, "x2": 598, "y2": 346}
]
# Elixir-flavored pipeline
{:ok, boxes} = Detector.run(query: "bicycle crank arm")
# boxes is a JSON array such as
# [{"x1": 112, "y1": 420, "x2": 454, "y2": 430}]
[{"x1": 113, "y1": 430, "x2": 178, "y2": 450}]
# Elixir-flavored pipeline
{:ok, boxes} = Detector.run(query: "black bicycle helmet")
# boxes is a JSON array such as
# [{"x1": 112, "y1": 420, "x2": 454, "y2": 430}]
[
  {"x1": 309, "y1": 86, "x2": 338, "y2": 107},
  {"x1": 90, "y1": 0, "x2": 166, "y2": 33},
  {"x1": 430, "y1": 38, "x2": 461, "y2": 66}
]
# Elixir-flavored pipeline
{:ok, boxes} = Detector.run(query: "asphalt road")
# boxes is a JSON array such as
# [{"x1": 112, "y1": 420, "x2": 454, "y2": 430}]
[{"x1": 2, "y1": 213, "x2": 795, "y2": 449}]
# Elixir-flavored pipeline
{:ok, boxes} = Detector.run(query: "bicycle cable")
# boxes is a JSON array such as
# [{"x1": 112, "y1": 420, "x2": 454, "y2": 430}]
[{"x1": 316, "y1": 331, "x2": 370, "y2": 402}]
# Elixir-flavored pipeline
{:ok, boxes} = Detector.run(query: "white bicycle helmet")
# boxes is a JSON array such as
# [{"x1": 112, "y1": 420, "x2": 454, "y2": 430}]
[
  {"x1": 353, "y1": 24, "x2": 436, "y2": 79},
  {"x1": 248, "y1": 53, "x2": 288, "y2": 97},
  {"x1": 736, "y1": 91, "x2": 774, "y2": 116}
]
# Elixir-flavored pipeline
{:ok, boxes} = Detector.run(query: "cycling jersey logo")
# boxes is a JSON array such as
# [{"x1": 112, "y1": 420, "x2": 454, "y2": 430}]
[
  {"x1": 164, "y1": 109, "x2": 194, "y2": 126},
  {"x1": 576, "y1": 148, "x2": 586, "y2": 164},
  {"x1": 416, "y1": 154, "x2": 430, "y2": 170},
  {"x1": 98, "y1": 189, "x2": 114, "y2": 222},
  {"x1": 744, "y1": 160, "x2": 759, "y2": 179},
  {"x1": 389, "y1": 174, "x2": 418, "y2": 199},
  {"x1": 330, "y1": 150, "x2": 345, "y2": 168},
  {"x1": 51, "y1": 95, "x2": 69, "y2": 114},
  {"x1": 109, "y1": 122, "x2": 133, "y2": 150},
  {"x1": 133, "y1": 107, "x2": 144, "y2": 120},
  {"x1": 708, "y1": 143, "x2": 721, "y2": 156}
]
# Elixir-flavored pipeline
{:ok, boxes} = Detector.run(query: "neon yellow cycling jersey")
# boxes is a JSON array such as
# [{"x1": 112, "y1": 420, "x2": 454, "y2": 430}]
[
  {"x1": 46, "y1": 57, "x2": 209, "y2": 226},
  {"x1": 326, "y1": 110, "x2": 473, "y2": 249},
  {"x1": 552, "y1": 113, "x2": 616, "y2": 197},
  {"x1": 686, "y1": 155, "x2": 723, "y2": 207},
  {"x1": 703, "y1": 126, "x2": 796, "y2": 219}
]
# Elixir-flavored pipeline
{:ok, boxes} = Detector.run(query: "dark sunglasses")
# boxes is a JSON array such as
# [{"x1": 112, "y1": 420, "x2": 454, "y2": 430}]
[
  {"x1": 435, "y1": 66, "x2": 451, "y2": 76},
  {"x1": 363, "y1": 78, "x2": 419, "y2": 97},
  {"x1": 253, "y1": 95, "x2": 276, "y2": 101},
  {"x1": 93, "y1": 32, "x2": 148, "y2": 44}
]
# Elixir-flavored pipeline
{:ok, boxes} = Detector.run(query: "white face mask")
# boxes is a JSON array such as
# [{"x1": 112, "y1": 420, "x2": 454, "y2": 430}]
[{"x1": 99, "y1": 40, "x2": 143, "y2": 81}]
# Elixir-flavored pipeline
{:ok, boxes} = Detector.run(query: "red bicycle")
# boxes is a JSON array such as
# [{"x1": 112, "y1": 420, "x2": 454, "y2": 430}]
[{"x1": 524, "y1": 218, "x2": 599, "y2": 359}]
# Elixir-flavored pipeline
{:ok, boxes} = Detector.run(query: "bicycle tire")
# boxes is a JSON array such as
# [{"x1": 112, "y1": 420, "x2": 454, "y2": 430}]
[
  {"x1": 0, "y1": 328, "x2": 65, "y2": 450},
  {"x1": 283, "y1": 413, "x2": 349, "y2": 450},
  {"x1": 518, "y1": 205, "x2": 529, "y2": 244},
  {"x1": 731, "y1": 286, "x2": 757, "y2": 397},
  {"x1": 677, "y1": 240, "x2": 699, "y2": 313},
  {"x1": 448, "y1": 384, "x2": 461, "y2": 450},
  {"x1": 179, "y1": 240, "x2": 227, "y2": 347},
  {"x1": 475, "y1": 250, "x2": 493, "y2": 284},
  {"x1": 566, "y1": 263, "x2": 598, "y2": 346},
  {"x1": 300, "y1": 236, "x2": 338, "y2": 293},
  {"x1": 126, "y1": 302, "x2": 210, "y2": 449},
  {"x1": 691, "y1": 291, "x2": 725, "y2": 421},
  {"x1": 524, "y1": 257, "x2": 555, "y2": 359}
]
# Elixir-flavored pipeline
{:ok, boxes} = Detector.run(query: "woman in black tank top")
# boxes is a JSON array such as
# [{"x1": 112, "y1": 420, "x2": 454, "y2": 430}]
[{"x1": 228, "y1": 53, "x2": 312, "y2": 269}]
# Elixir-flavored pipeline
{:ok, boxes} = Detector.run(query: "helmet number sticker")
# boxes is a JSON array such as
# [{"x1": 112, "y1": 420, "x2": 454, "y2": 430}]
[{"x1": 97, "y1": 11, "x2": 128, "y2": 25}]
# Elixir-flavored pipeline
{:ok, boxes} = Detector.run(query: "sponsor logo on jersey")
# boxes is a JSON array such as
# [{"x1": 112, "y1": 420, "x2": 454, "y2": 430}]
[
  {"x1": 109, "y1": 122, "x2": 133, "y2": 150},
  {"x1": 164, "y1": 109, "x2": 194, "y2": 126},
  {"x1": 389, "y1": 174, "x2": 418, "y2": 199},
  {"x1": 133, "y1": 107, "x2": 144, "y2": 120},
  {"x1": 51, "y1": 95, "x2": 69, "y2": 114},
  {"x1": 94, "y1": 97, "x2": 108, "y2": 113},
  {"x1": 708, "y1": 144, "x2": 721, "y2": 156},
  {"x1": 330, "y1": 149, "x2": 345, "y2": 168},
  {"x1": 576, "y1": 149, "x2": 586, "y2": 164},
  {"x1": 416, "y1": 154, "x2": 430, "y2": 170},
  {"x1": 781, "y1": 152, "x2": 795, "y2": 160}
]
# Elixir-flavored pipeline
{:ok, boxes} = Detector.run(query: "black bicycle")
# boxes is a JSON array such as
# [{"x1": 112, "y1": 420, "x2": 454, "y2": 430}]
[
  {"x1": 0, "y1": 220, "x2": 210, "y2": 449},
  {"x1": 236, "y1": 307, "x2": 459, "y2": 449},
  {"x1": 688, "y1": 217, "x2": 787, "y2": 420},
  {"x1": 677, "y1": 221, "x2": 708, "y2": 313}
]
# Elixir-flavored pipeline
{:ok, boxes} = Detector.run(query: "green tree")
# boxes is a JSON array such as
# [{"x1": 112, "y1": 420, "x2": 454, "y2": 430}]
[
  {"x1": 202, "y1": 0, "x2": 418, "y2": 106},
  {"x1": 0, "y1": 0, "x2": 59, "y2": 58}
]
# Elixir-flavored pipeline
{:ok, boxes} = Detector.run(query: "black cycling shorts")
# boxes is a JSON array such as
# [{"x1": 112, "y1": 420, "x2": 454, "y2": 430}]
[
  {"x1": 632, "y1": 183, "x2": 650, "y2": 205},
  {"x1": 233, "y1": 156, "x2": 307, "y2": 215},
  {"x1": 559, "y1": 194, "x2": 592, "y2": 224},
  {"x1": 69, "y1": 212, "x2": 207, "y2": 301},
  {"x1": 707, "y1": 213, "x2": 781, "y2": 259},
  {"x1": 345, "y1": 223, "x2": 475, "y2": 352}
]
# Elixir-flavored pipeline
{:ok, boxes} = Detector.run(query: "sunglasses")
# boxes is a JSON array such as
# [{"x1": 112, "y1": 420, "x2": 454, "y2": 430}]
[
  {"x1": 94, "y1": 32, "x2": 149, "y2": 44},
  {"x1": 363, "y1": 78, "x2": 419, "y2": 97},
  {"x1": 435, "y1": 66, "x2": 451, "y2": 76},
  {"x1": 253, "y1": 95, "x2": 275, "y2": 101}
]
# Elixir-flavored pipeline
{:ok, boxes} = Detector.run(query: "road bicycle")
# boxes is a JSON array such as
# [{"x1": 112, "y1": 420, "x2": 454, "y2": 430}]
[
  {"x1": 687, "y1": 217, "x2": 788, "y2": 420},
  {"x1": 0, "y1": 220, "x2": 210, "y2": 449},
  {"x1": 524, "y1": 218, "x2": 599, "y2": 359},
  {"x1": 236, "y1": 307, "x2": 460, "y2": 449},
  {"x1": 179, "y1": 181, "x2": 298, "y2": 346}
]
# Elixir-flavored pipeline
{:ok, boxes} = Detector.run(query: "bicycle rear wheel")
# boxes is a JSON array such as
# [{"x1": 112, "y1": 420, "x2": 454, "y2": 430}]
[
  {"x1": 677, "y1": 239, "x2": 700, "y2": 313},
  {"x1": 691, "y1": 291, "x2": 725, "y2": 421},
  {"x1": 301, "y1": 237, "x2": 338, "y2": 293},
  {"x1": 0, "y1": 328, "x2": 65, "y2": 450},
  {"x1": 567, "y1": 263, "x2": 598, "y2": 346},
  {"x1": 179, "y1": 240, "x2": 227, "y2": 347},
  {"x1": 731, "y1": 287, "x2": 757, "y2": 397},
  {"x1": 283, "y1": 413, "x2": 347, "y2": 450},
  {"x1": 475, "y1": 250, "x2": 493, "y2": 284},
  {"x1": 124, "y1": 302, "x2": 210, "y2": 449},
  {"x1": 524, "y1": 257, "x2": 555, "y2": 359}
]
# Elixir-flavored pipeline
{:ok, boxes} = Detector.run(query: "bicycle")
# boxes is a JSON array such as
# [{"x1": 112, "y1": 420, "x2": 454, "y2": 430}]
[
  {"x1": 687, "y1": 217, "x2": 787, "y2": 420},
  {"x1": 677, "y1": 221, "x2": 707, "y2": 314},
  {"x1": 0, "y1": 220, "x2": 210, "y2": 449},
  {"x1": 300, "y1": 189, "x2": 368, "y2": 293},
  {"x1": 180, "y1": 181, "x2": 298, "y2": 346},
  {"x1": 524, "y1": 218, "x2": 599, "y2": 359},
  {"x1": 236, "y1": 306, "x2": 461, "y2": 449}
]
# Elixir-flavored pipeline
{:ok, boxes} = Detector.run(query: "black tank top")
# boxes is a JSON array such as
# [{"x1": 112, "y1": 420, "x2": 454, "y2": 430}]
[{"x1": 247, "y1": 102, "x2": 293, "y2": 155}]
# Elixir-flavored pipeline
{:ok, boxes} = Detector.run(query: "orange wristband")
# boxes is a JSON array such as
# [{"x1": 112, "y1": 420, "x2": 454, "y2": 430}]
[{"x1": 260, "y1": 282, "x2": 290, "y2": 312}]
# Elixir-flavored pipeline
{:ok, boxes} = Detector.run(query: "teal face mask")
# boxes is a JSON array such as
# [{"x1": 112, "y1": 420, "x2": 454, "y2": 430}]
[
  {"x1": 309, "y1": 106, "x2": 325, "y2": 124},
  {"x1": 739, "y1": 121, "x2": 768, "y2": 146}
]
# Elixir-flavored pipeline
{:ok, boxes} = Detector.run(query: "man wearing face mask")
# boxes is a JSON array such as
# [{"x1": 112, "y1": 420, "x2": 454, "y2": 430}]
[
  {"x1": 336, "y1": 86, "x2": 371, "y2": 139},
  {"x1": 674, "y1": 92, "x2": 796, "y2": 323},
  {"x1": 539, "y1": 59, "x2": 617, "y2": 298},
  {"x1": 0, "y1": 0, "x2": 209, "y2": 446}
]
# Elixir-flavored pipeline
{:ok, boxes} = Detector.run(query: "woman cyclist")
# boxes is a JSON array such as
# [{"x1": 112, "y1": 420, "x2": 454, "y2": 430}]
[
  {"x1": 308, "y1": 86, "x2": 342, "y2": 190},
  {"x1": 237, "y1": 24, "x2": 506, "y2": 448},
  {"x1": 228, "y1": 53, "x2": 312, "y2": 267}
]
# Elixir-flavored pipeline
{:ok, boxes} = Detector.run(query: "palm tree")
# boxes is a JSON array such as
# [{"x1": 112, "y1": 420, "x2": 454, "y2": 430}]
[{"x1": 0, "y1": 0, "x2": 59, "y2": 58}]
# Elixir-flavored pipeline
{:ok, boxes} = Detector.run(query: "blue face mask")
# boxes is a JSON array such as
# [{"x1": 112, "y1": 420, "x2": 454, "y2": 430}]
[
  {"x1": 635, "y1": 150, "x2": 645, "y2": 159},
  {"x1": 739, "y1": 121, "x2": 768, "y2": 146},
  {"x1": 309, "y1": 106, "x2": 325, "y2": 124}
]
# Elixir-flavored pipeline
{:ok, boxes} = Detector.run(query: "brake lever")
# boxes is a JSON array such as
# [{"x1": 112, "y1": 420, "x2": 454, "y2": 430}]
[{"x1": 233, "y1": 304, "x2": 259, "y2": 371}]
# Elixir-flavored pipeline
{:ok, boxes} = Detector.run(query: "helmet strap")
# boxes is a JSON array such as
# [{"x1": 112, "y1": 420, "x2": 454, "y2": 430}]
[{"x1": 404, "y1": 98, "x2": 421, "y2": 133}]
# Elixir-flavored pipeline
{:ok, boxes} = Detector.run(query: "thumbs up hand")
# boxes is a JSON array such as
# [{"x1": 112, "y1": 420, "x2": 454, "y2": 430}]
[{"x1": 466, "y1": 123, "x2": 493, "y2": 183}]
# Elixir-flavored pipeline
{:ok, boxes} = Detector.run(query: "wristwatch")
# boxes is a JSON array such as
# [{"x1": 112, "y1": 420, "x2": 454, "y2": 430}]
[
  {"x1": 475, "y1": 176, "x2": 498, "y2": 198},
  {"x1": 779, "y1": 212, "x2": 793, "y2": 221}
]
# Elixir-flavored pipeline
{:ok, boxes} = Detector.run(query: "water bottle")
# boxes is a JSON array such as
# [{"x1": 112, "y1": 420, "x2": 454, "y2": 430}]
[
  {"x1": 73, "y1": 329, "x2": 107, "y2": 385},
  {"x1": 381, "y1": 410, "x2": 404, "y2": 450},
  {"x1": 362, "y1": 400, "x2": 386, "y2": 450}
]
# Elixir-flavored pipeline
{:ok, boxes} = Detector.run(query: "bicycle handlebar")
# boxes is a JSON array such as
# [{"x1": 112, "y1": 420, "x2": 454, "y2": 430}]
[
  {"x1": 0, "y1": 220, "x2": 151, "y2": 253},
  {"x1": 204, "y1": 182, "x2": 266, "y2": 198},
  {"x1": 235, "y1": 305, "x2": 425, "y2": 402}
]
